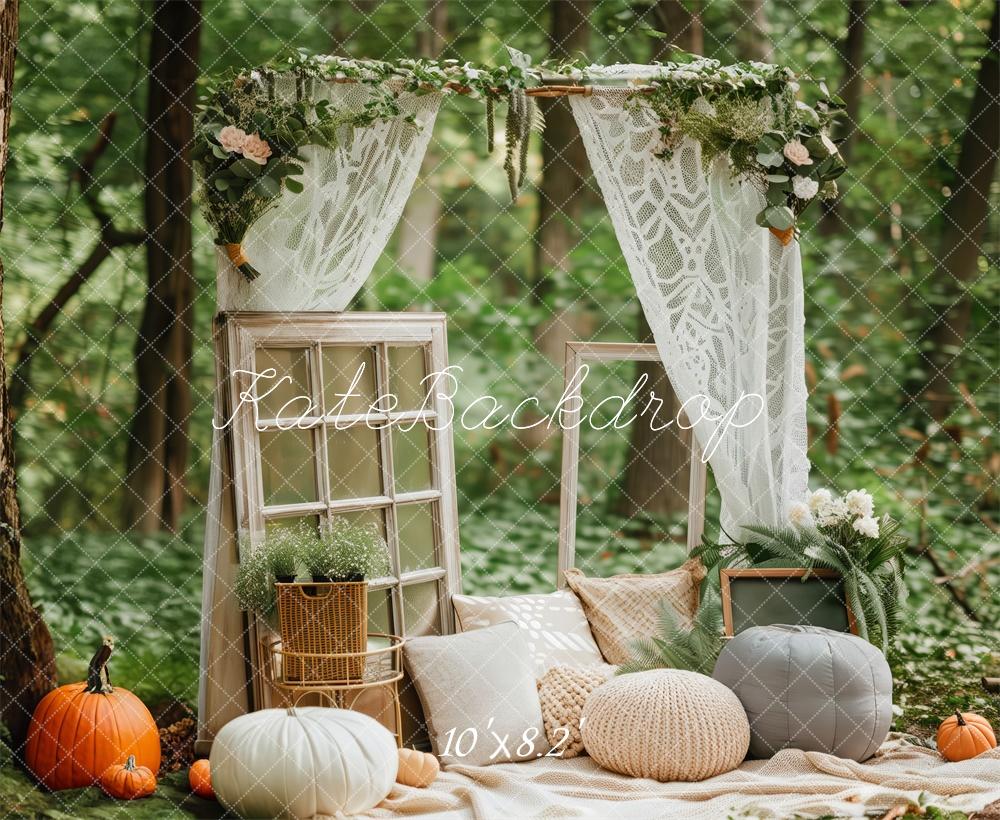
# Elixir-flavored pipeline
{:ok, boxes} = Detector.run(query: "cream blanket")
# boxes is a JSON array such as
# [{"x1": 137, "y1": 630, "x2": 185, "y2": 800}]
[{"x1": 363, "y1": 736, "x2": 1000, "y2": 819}]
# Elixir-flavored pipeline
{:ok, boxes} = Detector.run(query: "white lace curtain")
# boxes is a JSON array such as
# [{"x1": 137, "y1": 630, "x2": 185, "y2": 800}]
[
  {"x1": 201, "y1": 80, "x2": 441, "y2": 744},
  {"x1": 569, "y1": 85, "x2": 810, "y2": 535},
  {"x1": 217, "y1": 80, "x2": 443, "y2": 311}
]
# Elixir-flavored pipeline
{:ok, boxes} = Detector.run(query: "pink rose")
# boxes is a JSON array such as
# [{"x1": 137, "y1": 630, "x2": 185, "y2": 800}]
[
  {"x1": 241, "y1": 133, "x2": 272, "y2": 165},
  {"x1": 217, "y1": 125, "x2": 248, "y2": 153},
  {"x1": 782, "y1": 140, "x2": 812, "y2": 166}
]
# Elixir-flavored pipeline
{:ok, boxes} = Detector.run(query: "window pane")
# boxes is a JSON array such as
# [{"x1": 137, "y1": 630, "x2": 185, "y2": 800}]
[
  {"x1": 391, "y1": 424, "x2": 433, "y2": 494},
  {"x1": 402, "y1": 581, "x2": 441, "y2": 636},
  {"x1": 323, "y1": 345, "x2": 377, "y2": 417},
  {"x1": 327, "y1": 425, "x2": 382, "y2": 499},
  {"x1": 260, "y1": 428, "x2": 317, "y2": 506},
  {"x1": 334, "y1": 507, "x2": 387, "y2": 543},
  {"x1": 368, "y1": 587, "x2": 393, "y2": 636},
  {"x1": 255, "y1": 347, "x2": 311, "y2": 419},
  {"x1": 396, "y1": 503, "x2": 436, "y2": 572},
  {"x1": 265, "y1": 515, "x2": 320, "y2": 535},
  {"x1": 388, "y1": 346, "x2": 428, "y2": 411}
]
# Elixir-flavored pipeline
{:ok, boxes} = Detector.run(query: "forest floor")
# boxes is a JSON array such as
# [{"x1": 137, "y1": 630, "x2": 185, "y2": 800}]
[{"x1": 3, "y1": 499, "x2": 997, "y2": 818}]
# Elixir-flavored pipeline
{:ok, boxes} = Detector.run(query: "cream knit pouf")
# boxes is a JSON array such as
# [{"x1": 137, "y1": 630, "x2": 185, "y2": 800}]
[{"x1": 581, "y1": 669, "x2": 750, "y2": 782}]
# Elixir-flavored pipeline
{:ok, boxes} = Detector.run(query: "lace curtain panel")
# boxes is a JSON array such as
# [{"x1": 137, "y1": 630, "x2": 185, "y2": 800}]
[
  {"x1": 569, "y1": 86, "x2": 810, "y2": 534},
  {"x1": 216, "y1": 80, "x2": 443, "y2": 311}
]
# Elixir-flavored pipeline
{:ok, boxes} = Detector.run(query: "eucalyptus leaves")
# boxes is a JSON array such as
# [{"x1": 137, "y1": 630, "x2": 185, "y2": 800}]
[{"x1": 640, "y1": 56, "x2": 847, "y2": 242}]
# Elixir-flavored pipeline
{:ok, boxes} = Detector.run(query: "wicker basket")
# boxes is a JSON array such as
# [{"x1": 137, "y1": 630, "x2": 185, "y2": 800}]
[{"x1": 276, "y1": 582, "x2": 368, "y2": 683}]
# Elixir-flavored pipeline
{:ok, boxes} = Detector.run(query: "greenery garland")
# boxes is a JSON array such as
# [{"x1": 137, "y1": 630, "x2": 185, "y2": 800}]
[
  {"x1": 628, "y1": 54, "x2": 847, "y2": 241},
  {"x1": 195, "y1": 50, "x2": 539, "y2": 280},
  {"x1": 196, "y1": 50, "x2": 847, "y2": 281}
]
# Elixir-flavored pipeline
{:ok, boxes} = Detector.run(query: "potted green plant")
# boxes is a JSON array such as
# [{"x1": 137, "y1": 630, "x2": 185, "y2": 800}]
[
  {"x1": 301, "y1": 517, "x2": 390, "y2": 582},
  {"x1": 278, "y1": 518, "x2": 391, "y2": 683}
]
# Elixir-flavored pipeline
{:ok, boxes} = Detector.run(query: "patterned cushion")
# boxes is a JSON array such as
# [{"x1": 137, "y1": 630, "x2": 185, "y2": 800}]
[
  {"x1": 536, "y1": 665, "x2": 612, "y2": 759},
  {"x1": 563, "y1": 559, "x2": 706, "y2": 664},
  {"x1": 452, "y1": 589, "x2": 605, "y2": 676}
]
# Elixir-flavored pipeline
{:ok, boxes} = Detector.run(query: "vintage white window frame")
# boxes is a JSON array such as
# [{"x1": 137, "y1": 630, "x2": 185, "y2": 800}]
[
  {"x1": 557, "y1": 341, "x2": 708, "y2": 584},
  {"x1": 220, "y1": 311, "x2": 461, "y2": 709}
]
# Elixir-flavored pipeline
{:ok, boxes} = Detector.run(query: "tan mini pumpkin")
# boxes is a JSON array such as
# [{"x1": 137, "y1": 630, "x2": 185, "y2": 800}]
[
  {"x1": 396, "y1": 747, "x2": 439, "y2": 788},
  {"x1": 936, "y1": 711, "x2": 997, "y2": 762},
  {"x1": 99, "y1": 755, "x2": 157, "y2": 800}
]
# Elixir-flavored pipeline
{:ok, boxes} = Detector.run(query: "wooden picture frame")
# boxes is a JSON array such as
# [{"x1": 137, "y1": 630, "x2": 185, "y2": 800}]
[
  {"x1": 557, "y1": 341, "x2": 707, "y2": 585},
  {"x1": 719, "y1": 568, "x2": 858, "y2": 637}
]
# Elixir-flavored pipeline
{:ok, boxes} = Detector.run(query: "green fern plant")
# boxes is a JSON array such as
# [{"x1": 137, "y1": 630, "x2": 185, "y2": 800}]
[
  {"x1": 692, "y1": 516, "x2": 908, "y2": 654},
  {"x1": 619, "y1": 589, "x2": 725, "y2": 676}
]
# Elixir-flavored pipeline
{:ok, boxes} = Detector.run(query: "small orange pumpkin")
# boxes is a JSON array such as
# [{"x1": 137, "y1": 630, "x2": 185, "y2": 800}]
[
  {"x1": 24, "y1": 637, "x2": 161, "y2": 790},
  {"x1": 99, "y1": 755, "x2": 157, "y2": 800},
  {"x1": 189, "y1": 758, "x2": 215, "y2": 799},
  {"x1": 396, "y1": 747, "x2": 439, "y2": 788},
  {"x1": 936, "y1": 711, "x2": 997, "y2": 762}
]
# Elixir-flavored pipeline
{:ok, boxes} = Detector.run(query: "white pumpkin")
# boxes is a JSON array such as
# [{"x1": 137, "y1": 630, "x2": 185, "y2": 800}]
[{"x1": 210, "y1": 707, "x2": 398, "y2": 818}]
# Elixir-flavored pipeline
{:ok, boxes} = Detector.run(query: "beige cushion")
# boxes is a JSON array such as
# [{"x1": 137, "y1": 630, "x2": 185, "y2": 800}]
[
  {"x1": 403, "y1": 622, "x2": 548, "y2": 767},
  {"x1": 582, "y1": 669, "x2": 750, "y2": 781},
  {"x1": 536, "y1": 665, "x2": 612, "y2": 759},
  {"x1": 452, "y1": 589, "x2": 605, "y2": 676},
  {"x1": 563, "y1": 559, "x2": 705, "y2": 664}
]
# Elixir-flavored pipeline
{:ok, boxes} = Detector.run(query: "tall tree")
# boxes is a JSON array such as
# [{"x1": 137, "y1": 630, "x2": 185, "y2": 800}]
[
  {"x1": 532, "y1": 0, "x2": 592, "y2": 365},
  {"x1": 396, "y1": 0, "x2": 447, "y2": 285},
  {"x1": 819, "y1": 0, "x2": 871, "y2": 234},
  {"x1": 921, "y1": 0, "x2": 998, "y2": 421},
  {"x1": 0, "y1": 0, "x2": 57, "y2": 746},
  {"x1": 123, "y1": 0, "x2": 202, "y2": 533},
  {"x1": 734, "y1": 0, "x2": 772, "y2": 62},
  {"x1": 651, "y1": 0, "x2": 703, "y2": 59},
  {"x1": 618, "y1": 1, "x2": 702, "y2": 519}
]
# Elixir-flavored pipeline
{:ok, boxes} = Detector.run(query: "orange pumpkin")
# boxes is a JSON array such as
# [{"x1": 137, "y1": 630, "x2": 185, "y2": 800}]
[
  {"x1": 396, "y1": 747, "x2": 439, "y2": 788},
  {"x1": 99, "y1": 755, "x2": 156, "y2": 800},
  {"x1": 189, "y1": 758, "x2": 215, "y2": 800},
  {"x1": 937, "y1": 711, "x2": 997, "y2": 761},
  {"x1": 24, "y1": 637, "x2": 161, "y2": 790}
]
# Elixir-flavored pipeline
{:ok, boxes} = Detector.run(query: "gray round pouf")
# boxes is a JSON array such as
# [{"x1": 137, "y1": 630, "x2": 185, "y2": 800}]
[{"x1": 712, "y1": 625, "x2": 892, "y2": 761}]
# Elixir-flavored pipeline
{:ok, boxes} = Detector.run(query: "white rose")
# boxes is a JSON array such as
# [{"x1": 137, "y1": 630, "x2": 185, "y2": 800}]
[
  {"x1": 217, "y1": 125, "x2": 248, "y2": 153},
  {"x1": 845, "y1": 489, "x2": 875, "y2": 519},
  {"x1": 792, "y1": 175, "x2": 819, "y2": 200},
  {"x1": 783, "y1": 139, "x2": 812, "y2": 166},
  {"x1": 853, "y1": 516, "x2": 880, "y2": 539},
  {"x1": 808, "y1": 489, "x2": 832, "y2": 512},
  {"x1": 788, "y1": 502, "x2": 815, "y2": 528},
  {"x1": 817, "y1": 498, "x2": 849, "y2": 527}
]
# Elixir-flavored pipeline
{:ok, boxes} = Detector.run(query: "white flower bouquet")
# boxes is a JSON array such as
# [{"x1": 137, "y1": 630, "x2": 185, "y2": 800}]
[{"x1": 694, "y1": 486, "x2": 909, "y2": 652}]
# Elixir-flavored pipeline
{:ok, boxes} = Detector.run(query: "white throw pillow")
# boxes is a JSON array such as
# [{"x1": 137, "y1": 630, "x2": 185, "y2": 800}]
[
  {"x1": 452, "y1": 588, "x2": 605, "y2": 676},
  {"x1": 403, "y1": 622, "x2": 548, "y2": 766}
]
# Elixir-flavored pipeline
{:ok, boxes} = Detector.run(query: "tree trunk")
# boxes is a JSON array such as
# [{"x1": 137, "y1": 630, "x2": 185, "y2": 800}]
[
  {"x1": 532, "y1": 0, "x2": 593, "y2": 366},
  {"x1": 396, "y1": 0, "x2": 447, "y2": 286},
  {"x1": 0, "y1": 0, "x2": 57, "y2": 747},
  {"x1": 921, "y1": 0, "x2": 999, "y2": 421},
  {"x1": 819, "y1": 0, "x2": 870, "y2": 234},
  {"x1": 617, "y1": 9, "x2": 701, "y2": 520},
  {"x1": 651, "y1": 0, "x2": 703, "y2": 59},
  {"x1": 123, "y1": 0, "x2": 201, "y2": 533},
  {"x1": 734, "y1": 0, "x2": 772, "y2": 62}
]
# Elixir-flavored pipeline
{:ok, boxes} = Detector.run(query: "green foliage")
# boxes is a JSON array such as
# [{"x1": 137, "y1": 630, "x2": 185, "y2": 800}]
[
  {"x1": 694, "y1": 514, "x2": 909, "y2": 654},
  {"x1": 639, "y1": 54, "x2": 847, "y2": 232},
  {"x1": 619, "y1": 588, "x2": 725, "y2": 676},
  {"x1": 299, "y1": 516, "x2": 390, "y2": 580},
  {"x1": 234, "y1": 546, "x2": 276, "y2": 618}
]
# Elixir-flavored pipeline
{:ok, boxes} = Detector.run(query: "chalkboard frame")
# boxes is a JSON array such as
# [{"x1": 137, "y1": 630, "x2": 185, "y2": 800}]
[{"x1": 719, "y1": 568, "x2": 859, "y2": 637}]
